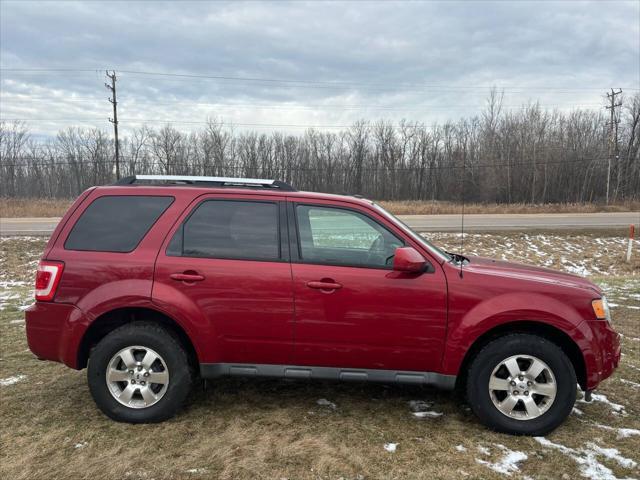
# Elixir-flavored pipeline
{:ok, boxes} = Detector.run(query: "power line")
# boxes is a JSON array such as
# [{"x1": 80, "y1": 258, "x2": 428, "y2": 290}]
[
  {"x1": 0, "y1": 157, "x2": 612, "y2": 170},
  {"x1": 0, "y1": 117, "x2": 616, "y2": 133},
  {"x1": 0, "y1": 117, "x2": 450, "y2": 129},
  {"x1": 2, "y1": 67, "x2": 637, "y2": 92},
  {"x1": 0, "y1": 96, "x2": 604, "y2": 110}
]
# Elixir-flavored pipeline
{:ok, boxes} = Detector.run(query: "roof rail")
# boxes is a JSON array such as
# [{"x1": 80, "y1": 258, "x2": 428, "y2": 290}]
[{"x1": 113, "y1": 175, "x2": 296, "y2": 191}]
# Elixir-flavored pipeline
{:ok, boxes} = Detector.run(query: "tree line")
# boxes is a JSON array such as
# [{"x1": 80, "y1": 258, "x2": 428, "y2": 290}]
[{"x1": 1, "y1": 92, "x2": 639, "y2": 203}]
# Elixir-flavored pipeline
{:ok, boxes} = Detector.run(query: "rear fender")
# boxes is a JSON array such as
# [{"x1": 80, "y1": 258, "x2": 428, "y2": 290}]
[{"x1": 150, "y1": 281, "x2": 214, "y2": 362}]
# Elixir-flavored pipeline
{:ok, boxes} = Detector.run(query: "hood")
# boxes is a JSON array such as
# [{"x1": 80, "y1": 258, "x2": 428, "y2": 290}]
[{"x1": 464, "y1": 255, "x2": 602, "y2": 294}]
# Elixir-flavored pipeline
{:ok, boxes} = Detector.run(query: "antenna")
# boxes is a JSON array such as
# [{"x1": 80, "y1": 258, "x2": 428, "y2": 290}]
[{"x1": 459, "y1": 154, "x2": 465, "y2": 278}]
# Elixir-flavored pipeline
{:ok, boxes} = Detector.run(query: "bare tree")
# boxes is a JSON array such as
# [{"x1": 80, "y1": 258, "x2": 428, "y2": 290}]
[{"x1": 2, "y1": 93, "x2": 639, "y2": 203}]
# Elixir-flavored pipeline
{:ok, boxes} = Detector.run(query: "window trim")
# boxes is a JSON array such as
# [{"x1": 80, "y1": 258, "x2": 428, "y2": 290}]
[
  {"x1": 290, "y1": 202, "x2": 407, "y2": 271},
  {"x1": 165, "y1": 198, "x2": 287, "y2": 263},
  {"x1": 63, "y1": 194, "x2": 175, "y2": 253}
]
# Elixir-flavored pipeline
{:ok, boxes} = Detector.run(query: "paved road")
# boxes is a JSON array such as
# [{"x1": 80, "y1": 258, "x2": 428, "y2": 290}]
[
  {"x1": 398, "y1": 212, "x2": 639, "y2": 232},
  {"x1": 1, "y1": 212, "x2": 638, "y2": 236},
  {"x1": 1, "y1": 217, "x2": 62, "y2": 236}
]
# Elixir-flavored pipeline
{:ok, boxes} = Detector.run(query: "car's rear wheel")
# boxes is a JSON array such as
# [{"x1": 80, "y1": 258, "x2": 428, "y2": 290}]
[
  {"x1": 467, "y1": 333, "x2": 576, "y2": 436},
  {"x1": 87, "y1": 322, "x2": 192, "y2": 423}
]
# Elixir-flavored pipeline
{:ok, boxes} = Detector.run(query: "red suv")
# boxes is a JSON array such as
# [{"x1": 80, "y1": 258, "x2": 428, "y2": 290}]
[{"x1": 25, "y1": 175, "x2": 620, "y2": 435}]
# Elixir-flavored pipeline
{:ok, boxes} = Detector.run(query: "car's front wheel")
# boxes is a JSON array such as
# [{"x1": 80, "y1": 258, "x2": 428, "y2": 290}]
[
  {"x1": 87, "y1": 322, "x2": 193, "y2": 423},
  {"x1": 467, "y1": 333, "x2": 576, "y2": 436}
]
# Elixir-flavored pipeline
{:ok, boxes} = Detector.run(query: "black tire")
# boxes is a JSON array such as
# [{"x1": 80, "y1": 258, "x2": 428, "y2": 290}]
[
  {"x1": 466, "y1": 333, "x2": 576, "y2": 436},
  {"x1": 87, "y1": 322, "x2": 193, "y2": 423}
]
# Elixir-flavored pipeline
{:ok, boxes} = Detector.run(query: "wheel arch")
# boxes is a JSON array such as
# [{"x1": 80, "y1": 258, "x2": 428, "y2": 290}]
[
  {"x1": 454, "y1": 320, "x2": 587, "y2": 393},
  {"x1": 77, "y1": 307, "x2": 199, "y2": 372}
]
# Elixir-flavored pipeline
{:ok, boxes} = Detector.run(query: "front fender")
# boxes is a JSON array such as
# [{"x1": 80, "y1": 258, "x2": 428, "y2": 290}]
[{"x1": 442, "y1": 292, "x2": 587, "y2": 375}]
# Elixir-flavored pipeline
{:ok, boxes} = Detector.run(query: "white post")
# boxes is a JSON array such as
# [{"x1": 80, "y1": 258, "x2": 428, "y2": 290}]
[{"x1": 627, "y1": 225, "x2": 635, "y2": 263}]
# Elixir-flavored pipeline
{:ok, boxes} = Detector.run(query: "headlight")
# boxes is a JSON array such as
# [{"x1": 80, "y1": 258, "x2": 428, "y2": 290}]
[{"x1": 592, "y1": 297, "x2": 612, "y2": 322}]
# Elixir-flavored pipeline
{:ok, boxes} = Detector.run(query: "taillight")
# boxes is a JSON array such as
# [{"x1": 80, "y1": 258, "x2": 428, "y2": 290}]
[{"x1": 35, "y1": 260, "x2": 64, "y2": 302}]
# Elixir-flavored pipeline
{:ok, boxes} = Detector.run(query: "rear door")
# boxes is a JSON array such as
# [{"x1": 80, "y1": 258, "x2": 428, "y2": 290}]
[
  {"x1": 152, "y1": 194, "x2": 294, "y2": 365},
  {"x1": 288, "y1": 200, "x2": 448, "y2": 372}
]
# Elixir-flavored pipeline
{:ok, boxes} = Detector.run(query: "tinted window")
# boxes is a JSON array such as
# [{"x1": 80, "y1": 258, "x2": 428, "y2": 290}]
[
  {"x1": 168, "y1": 200, "x2": 280, "y2": 261},
  {"x1": 65, "y1": 196, "x2": 173, "y2": 252},
  {"x1": 296, "y1": 205, "x2": 403, "y2": 268}
]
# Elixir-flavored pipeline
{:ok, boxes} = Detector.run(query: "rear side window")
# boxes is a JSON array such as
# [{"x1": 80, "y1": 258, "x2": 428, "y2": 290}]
[
  {"x1": 65, "y1": 196, "x2": 173, "y2": 252},
  {"x1": 167, "y1": 200, "x2": 280, "y2": 261}
]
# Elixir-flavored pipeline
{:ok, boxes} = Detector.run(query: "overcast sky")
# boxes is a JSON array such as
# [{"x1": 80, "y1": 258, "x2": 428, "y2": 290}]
[{"x1": 1, "y1": 0, "x2": 638, "y2": 137}]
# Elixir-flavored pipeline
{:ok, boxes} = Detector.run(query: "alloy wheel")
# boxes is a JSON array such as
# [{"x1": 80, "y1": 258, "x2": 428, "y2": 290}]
[
  {"x1": 106, "y1": 346, "x2": 169, "y2": 409},
  {"x1": 488, "y1": 354, "x2": 557, "y2": 420}
]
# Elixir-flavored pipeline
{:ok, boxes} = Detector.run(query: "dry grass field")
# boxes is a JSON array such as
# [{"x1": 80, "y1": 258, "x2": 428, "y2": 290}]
[
  {"x1": 1, "y1": 197, "x2": 639, "y2": 218},
  {"x1": 0, "y1": 233, "x2": 638, "y2": 480},
  {"x1": 379, "y1": 200, "x2": 640, "y2": 216}
]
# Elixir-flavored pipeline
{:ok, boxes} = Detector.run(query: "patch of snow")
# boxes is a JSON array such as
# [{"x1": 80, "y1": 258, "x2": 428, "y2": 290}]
[
  {"x1": 477, "y1": 445, "x2": 491, "y2": 456},
  {"x1": 564, "y1": 263, "x2": 591, "y2": 277},
  {"x1": 9, "y1": 319, "x2": 25, "y2": 324},
  {"x1": 412, "y1": 411, "x2": 443, "y2": 419},
  {"x1": 594, "y1": 423, "x2": 640, "y2": 440},
  {"x1": 476, "y1": 444, "x2": 527, "y2": 476},
  {"x1": 535, "y1": 437, "x2": 637, "y2": 480},
  {"x1": 408, "y1": 399, "x2": 433, "y2": 412},
  {"x1": 620, "y1": 378, "x2": 640, "y2": 388},
  {"x1": 528, "y1": 243, "x2": 547, "y2": 257},
  {"x1": 74, "y1": 442, "x2": 88, "y2": 449},
  {"x1": 587, "y1": 443, "x2": 637, "y2": 469},
  {"x1": 619, "y1": 334, "x2": 640, "y2": 341},
  {"x1": 572, "y1": 407, "x2": 584, "y2": 416},
  {"x1": 0, "y1": 280, "x2": 27, "y2": 288},
  {"x1": 455, "y1": 445, "x2": 467, "y2": 452},
  {"x1": 0, "y1": 292, "x2": 20, "y2": 310},
  {"x1": 578, "y1": 393, "x2": 626, "y2": 416},
  {"x1": 0, "y1": 374, "x2": 26, "y2": 386},
  {"x1": 316, "y1": 398, "x2": 336, "y2": 409},
  {"x1": 616, "y1": 429, "x2": 640, "y2": 440},
  {"x1": 384, "y1": 442, "x2": 398, "y2": 453},
  {"x1": 186, "y1": 468, "x2": 208, "y2": 474}
]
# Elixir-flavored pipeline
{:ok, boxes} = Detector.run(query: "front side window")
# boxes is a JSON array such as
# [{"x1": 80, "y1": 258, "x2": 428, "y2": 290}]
[
  {"x1": 372, "y1": 202, "x2": 451, "y2": 262},
  {"x1": 65, "y1": 195, "x2": 173, "y2": 252},
  {"x1": 296, "y1": 205, "x2": 403, "y2": 268},
  {"x1": 168, "y1": 200, "x2": 280, "y2": 261}
]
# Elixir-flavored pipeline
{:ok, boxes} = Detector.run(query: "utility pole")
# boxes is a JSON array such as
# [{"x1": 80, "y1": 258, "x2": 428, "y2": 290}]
[
  {"x1": 105, "y1": 70, "x2": 120, "y2": 179},
  {"x1": 605, "y1": 88, "x2": 622, "y2": 204}
]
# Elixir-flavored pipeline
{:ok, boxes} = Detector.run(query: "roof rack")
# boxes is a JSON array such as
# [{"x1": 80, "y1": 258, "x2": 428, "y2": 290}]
[{"x1": 113, "y1": 175, "x2": 296, "y2": 191}]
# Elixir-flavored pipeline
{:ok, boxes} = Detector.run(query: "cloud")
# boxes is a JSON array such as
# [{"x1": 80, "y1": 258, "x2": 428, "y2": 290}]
[{"x1": 1, "y1": 0, "x2": 638, "y2": 137}]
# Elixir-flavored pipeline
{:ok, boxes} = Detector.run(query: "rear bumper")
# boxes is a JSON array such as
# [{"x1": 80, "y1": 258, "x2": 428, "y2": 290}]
[
  {"x1": 25, "y1": 302, "x2": 87, "y2": 369},
  {"x1": 582, "y1": 319, "x2": 621, "y2": 390}
]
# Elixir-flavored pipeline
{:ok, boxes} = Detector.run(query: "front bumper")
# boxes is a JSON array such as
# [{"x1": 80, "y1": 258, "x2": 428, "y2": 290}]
[
  {"x1": 25, "y1": 302, "x2": 87, "y2": 369},
  {"x1": 582, "y1": 319, "x2": 621, "y2": 390}
]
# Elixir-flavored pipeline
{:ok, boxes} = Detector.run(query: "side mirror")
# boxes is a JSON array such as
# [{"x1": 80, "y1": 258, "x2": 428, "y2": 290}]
[{"x1": 393, "y1": 247, "x2": 427, "y2": 273}]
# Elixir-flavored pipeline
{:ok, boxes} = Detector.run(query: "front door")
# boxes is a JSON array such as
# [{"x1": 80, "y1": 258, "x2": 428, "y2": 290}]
[
  {"x1": 153, "y1": 195, "x2": 294, "y2": 365},
  {"x1": 289, "y1": 201, "x2": 447, "y2": 372}
]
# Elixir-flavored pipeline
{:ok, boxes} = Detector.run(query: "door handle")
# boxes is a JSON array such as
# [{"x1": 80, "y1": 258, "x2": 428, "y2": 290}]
[
  {"x1": 170, "y1": 272, "x2": 205, "y2": 282},
  {"x1": 307, "y1": 280, "x2": 342, "y2": 291}
]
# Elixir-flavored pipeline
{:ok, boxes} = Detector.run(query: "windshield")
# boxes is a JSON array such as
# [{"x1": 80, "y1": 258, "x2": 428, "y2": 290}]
[{"x1": 372, "y1": 203, "x2": 452, "y2": 262}]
